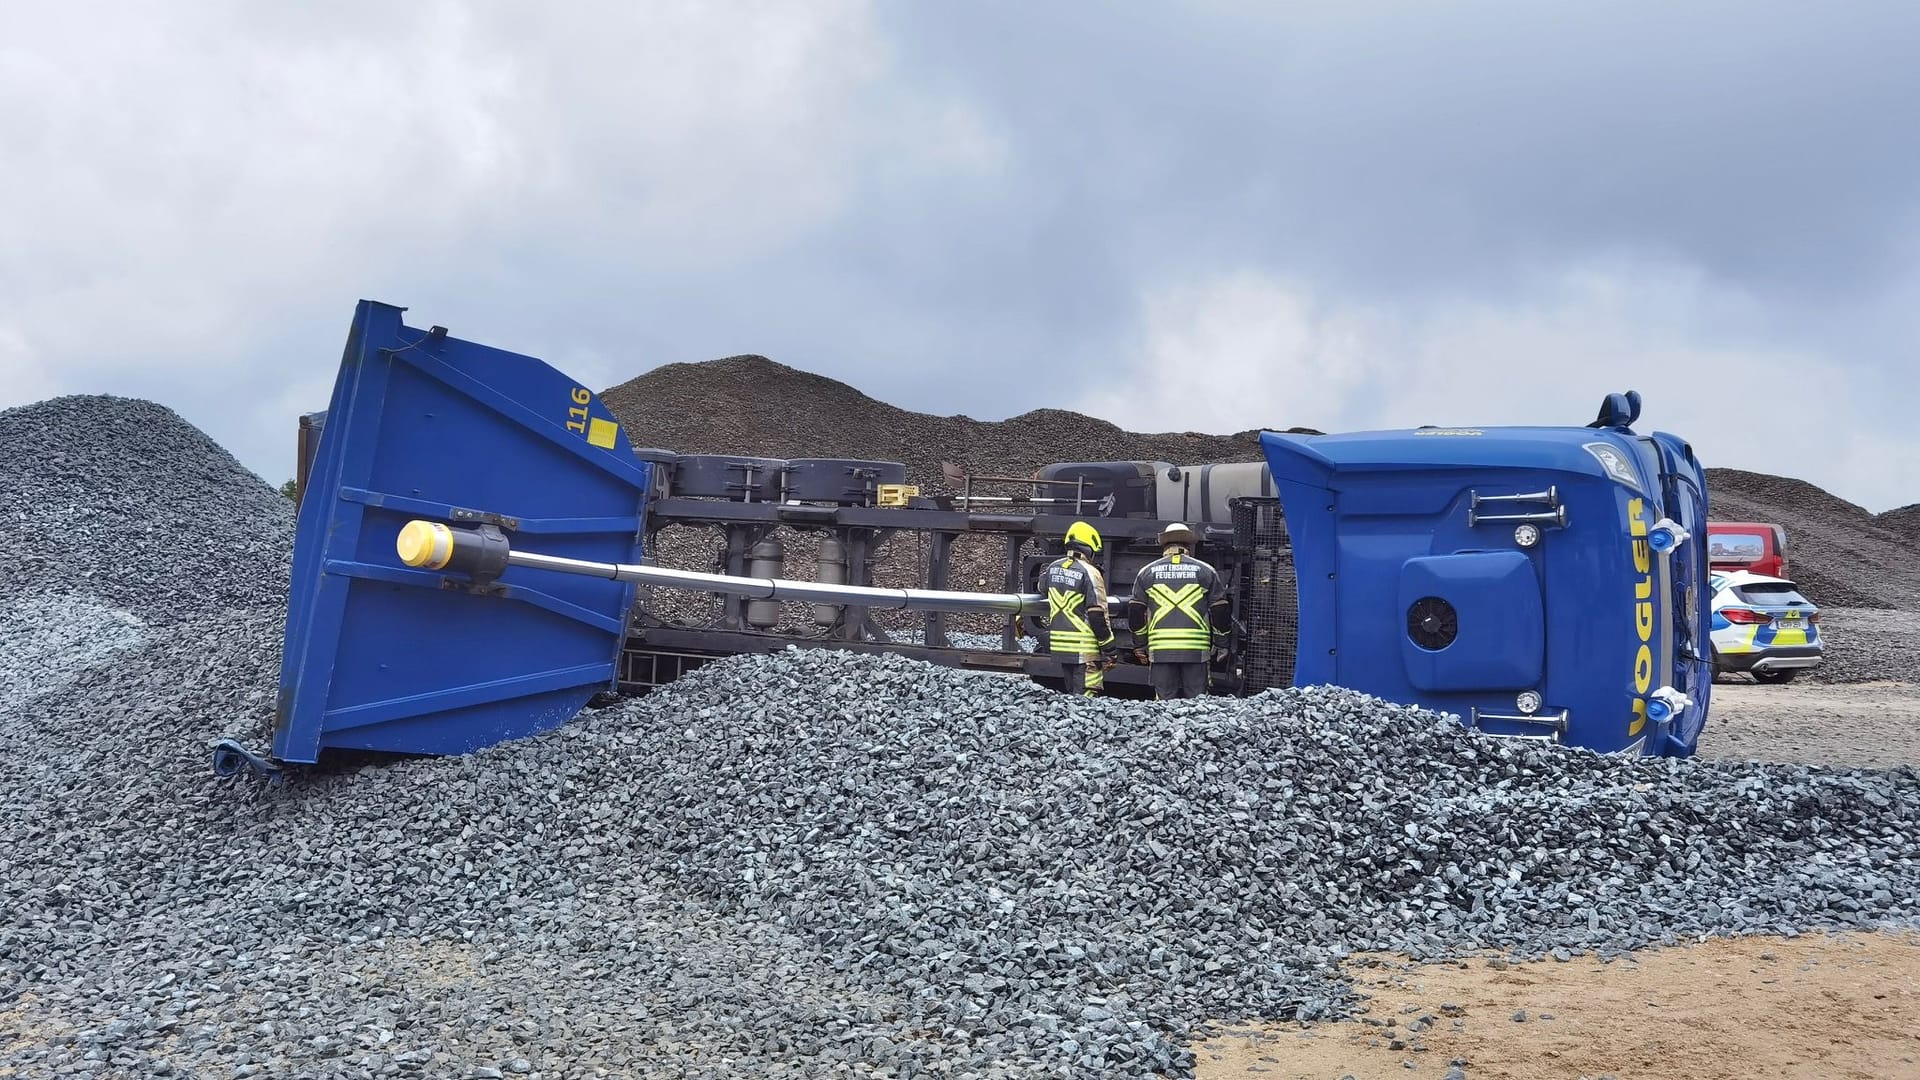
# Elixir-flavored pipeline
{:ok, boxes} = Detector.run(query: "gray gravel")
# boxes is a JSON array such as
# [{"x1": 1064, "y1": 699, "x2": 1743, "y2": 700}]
[
  {"x1": 1802, "y1": 607, "x2": 1920, "y2": 686},
  {"x1": 4, "y1": 395, "x2": 1920, "y2": 1079},
  {"x1": 0, "y1": 395, "x2": 293, "y2": 627},
  {"x1": 1706, "y1": 469, "x2": 1920, "y2": 612}
]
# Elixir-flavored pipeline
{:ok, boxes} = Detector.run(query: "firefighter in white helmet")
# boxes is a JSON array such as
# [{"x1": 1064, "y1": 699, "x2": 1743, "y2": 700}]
[
  {"x1": 1041, "y1": 521, "x2": 1121, "y2": 696},
  {"x1": 1127, "y1": 522, "x2": 1228, "y2": 699}
]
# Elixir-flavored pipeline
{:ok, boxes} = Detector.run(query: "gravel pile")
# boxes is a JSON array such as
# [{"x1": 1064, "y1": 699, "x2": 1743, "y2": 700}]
[
  {"x1": 1801, "y1": 608, "x2": 1920, "y2": 686},
  {"x1": 1705, "y1": 468, "x2": 1920, "y2": 611},
  {"x1": 5, "y1": 396, "x2": 1920, "y2": 1078},
  {"x1": 1878, "y1": 502, "x2": 1920, "y2": 544},
  {"x1": 600, "y1": 355, "x2": 1267, "y2": 494},
  {"x1": 0, "y1": 395, "x2": 294, "y2": 627}
]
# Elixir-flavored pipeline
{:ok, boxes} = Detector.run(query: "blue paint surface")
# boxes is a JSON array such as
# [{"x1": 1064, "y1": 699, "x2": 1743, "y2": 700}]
[
  {"x1": 275, "y1": 301, "x2": 653, "y2": 763},
  {"x1": 1260, "y1": 410, "x2": 1712, "y2": 757}
]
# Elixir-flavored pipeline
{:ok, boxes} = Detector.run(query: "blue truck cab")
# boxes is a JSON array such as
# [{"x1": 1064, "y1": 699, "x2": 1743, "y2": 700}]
[{"x1": 1260, "y1": 391, "x2": 1713, "y2": 757}]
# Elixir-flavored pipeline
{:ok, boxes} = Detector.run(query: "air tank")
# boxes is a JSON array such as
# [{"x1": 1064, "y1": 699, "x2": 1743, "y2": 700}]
[
  {"x1": 782, "y1": 459, "x2": 909, "y2": 506},
  {"x1": 1156, "y1": 462, "x2": 1275, "y2": 524},
  {"x1": 1029, "y1": 461, "x2": 1167, "y2": 518},
  {"x1": 746, "y1": 538, "x2": 784, "y2": 628},
  {"x1": 673, "y1": 455, "x2": 788, "y2": 502},
  {"x1": 813, "y1": 535, "x2": 848, "y2": 627}
]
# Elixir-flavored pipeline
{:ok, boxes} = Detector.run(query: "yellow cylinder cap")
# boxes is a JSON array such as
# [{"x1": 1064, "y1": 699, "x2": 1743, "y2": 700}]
[{"x1": 396, "y1": 520, "x2": 454, "y2": 569}]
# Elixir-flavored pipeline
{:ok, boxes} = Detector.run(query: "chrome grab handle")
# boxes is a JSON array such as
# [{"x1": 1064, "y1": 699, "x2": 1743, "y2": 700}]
[
  {"x1": 1470, "y1": 485, "x2": 1558, "y2": 509},
  {"x1": 1469, "y1": 506, "x2": 1569, "y2": 528},
  {"x1": 1467, "y1": 486, "x2": 1567, "y2": 528},
  {"x1": 1469, "y1": 707, "x2": 1568, "y2": 742}
]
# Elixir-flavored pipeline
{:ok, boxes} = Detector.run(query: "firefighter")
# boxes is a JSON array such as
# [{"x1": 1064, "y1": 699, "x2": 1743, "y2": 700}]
[
  {"x1": 1127, "y1": 522, "x2": 1229, "y2": 699},
  {"x1": 1041, "y1": 521, "x2": 1121, "y2": 696}
]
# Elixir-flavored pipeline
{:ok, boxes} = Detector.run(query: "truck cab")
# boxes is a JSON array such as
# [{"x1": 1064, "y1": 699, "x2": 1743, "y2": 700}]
[
  {"x1": 1259, "y1": 391, "x2": 1713, "y2": 757},
  {"x1": 1707, "y1": 521, "x2": 1789, "y2": 578}
]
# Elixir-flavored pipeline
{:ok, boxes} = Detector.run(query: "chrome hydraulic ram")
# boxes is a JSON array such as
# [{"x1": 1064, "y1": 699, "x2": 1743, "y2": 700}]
[{"x1": 396, "y1": 519, "x2": 1046, "y2": 616}]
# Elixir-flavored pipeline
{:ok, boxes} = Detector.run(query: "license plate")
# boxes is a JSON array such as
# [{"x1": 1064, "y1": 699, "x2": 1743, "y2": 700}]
[{"x1": 1782, "y1": 612, "x2": 1802, "y2": 623}]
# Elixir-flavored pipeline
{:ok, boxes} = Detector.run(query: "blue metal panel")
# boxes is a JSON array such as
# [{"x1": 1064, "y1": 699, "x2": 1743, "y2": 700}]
[
  {"x1": 1262, "y1": 418, "x2": 1697, "y2": 756},
  {"x1": 274, "y1": 301, "x2": 653, "y2": 763},
  {"x1": 1397, "y1": 553, "x2": 1543, "y2": 692}
]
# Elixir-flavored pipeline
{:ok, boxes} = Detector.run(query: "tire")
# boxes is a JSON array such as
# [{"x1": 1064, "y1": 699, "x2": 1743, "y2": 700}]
[{"x1": 1753, "y1": 668, "x2": 1799, "y2": 685}]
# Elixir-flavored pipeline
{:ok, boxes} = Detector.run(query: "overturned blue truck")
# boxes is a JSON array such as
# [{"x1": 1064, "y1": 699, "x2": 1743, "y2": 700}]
[{"x1": 213, "y1": 300, "x2": 1714, "y2": 778}]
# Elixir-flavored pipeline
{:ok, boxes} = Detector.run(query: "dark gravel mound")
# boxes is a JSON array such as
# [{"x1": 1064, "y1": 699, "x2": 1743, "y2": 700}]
[
  {"x1": 1878, "y1": 503, "x2": 1920, "y2": 544},
  {"x1": 1803, "y1": 608, "x2": 1920, "y2": 686},
  {"x1": 600, "y1": 355, "x2": 1267, "y2": 490},
  {"x1": 1704, "y1": 468, "x2": 1919, "y2": 611}
]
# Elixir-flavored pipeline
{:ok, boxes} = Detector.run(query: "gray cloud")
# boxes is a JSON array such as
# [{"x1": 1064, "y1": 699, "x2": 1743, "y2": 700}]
[{"x1": 3, "y1": 1, "x2": 1916, "y2": 511}]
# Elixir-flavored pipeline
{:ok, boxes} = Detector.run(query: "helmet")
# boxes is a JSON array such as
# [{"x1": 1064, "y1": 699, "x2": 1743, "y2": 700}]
[
  {"x1": 1158, "y1": 522, "x2": 1197, "y2": 548},
  {"x1": 1065, "y1": 520, "x2": 1103, "y2": 555}
]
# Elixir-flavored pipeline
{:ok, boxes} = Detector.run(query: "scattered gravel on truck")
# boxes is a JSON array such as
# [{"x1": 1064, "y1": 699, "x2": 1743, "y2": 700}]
[{"x1": 3, "y1": 396, "x2": 1919, "y2": 1080}]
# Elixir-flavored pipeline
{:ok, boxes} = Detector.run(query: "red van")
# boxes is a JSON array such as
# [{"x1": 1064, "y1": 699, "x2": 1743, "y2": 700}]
[{"x1": 1707, "y1": 521, "x2": 1789, "y2": 578}]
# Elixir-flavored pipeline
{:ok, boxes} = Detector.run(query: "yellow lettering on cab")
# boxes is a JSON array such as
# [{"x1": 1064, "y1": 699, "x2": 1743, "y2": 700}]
[{"x1": 1628, "y1": 497, "x2": 1652, "y2": 736}]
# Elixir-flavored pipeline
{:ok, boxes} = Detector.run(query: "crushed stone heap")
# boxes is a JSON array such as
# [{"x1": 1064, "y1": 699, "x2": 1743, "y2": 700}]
[{"x1": 2, "y1": 393, "x2": 1917, "y2": 1079}]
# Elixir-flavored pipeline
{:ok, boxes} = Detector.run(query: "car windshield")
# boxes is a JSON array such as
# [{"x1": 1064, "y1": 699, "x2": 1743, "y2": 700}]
[
  {"x1": 1736, "y1": 581, "x2": 1810, "y2": 607},
  {"x1": 1709, "y1": 533, "x2": 1767, "y2": 558}
]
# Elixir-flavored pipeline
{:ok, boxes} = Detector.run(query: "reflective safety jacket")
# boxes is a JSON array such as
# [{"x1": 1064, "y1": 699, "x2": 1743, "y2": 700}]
[
  {"x1": 1042, "y1": 554, "x2": 1115, "y2": 659},
  {"x1": 1128, "y1": 551, "x2": 1229, "y2": 663}
]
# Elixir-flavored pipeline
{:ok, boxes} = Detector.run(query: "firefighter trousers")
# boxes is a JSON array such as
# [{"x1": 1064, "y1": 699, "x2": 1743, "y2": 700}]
[
  {"x1": 1149, "y1": 661, "x2": 1208, "y2": 700},
  {"x1": 1058, "y1": 658, "x2": 1104, "y2": 697}
]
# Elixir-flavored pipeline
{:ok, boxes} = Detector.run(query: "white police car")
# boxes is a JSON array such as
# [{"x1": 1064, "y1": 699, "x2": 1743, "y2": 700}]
[{"x1": 1708, "y1": 570, "x2": 1823, "y2": 683}]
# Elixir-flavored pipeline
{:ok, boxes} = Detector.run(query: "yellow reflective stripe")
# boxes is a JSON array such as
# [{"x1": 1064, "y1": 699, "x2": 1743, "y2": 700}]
[
  {"x1": 1145, "y1": 583, "x2": 1208, "y2": 640},
  {"x1": 1047, "y1": 587, "x2": 1096, "y2": 639}
]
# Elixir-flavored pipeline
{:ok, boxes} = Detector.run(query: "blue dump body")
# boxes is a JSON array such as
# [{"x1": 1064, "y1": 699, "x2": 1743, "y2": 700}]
[
  {"x1": 244, "y1": 302, "x2": 1712, "y2": 771},
  {"x1": 272, "y1": 301, "x2": 654, "y2": 764},
  {"x1": 1259, "y1": 402, "x2": 1713, "y2": 756}
]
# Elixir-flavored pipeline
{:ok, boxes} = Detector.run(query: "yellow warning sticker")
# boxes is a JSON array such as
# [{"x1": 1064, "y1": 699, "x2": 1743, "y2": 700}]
[{"x1": 587, "y1": 417, "x2": 619, "y2": 449}]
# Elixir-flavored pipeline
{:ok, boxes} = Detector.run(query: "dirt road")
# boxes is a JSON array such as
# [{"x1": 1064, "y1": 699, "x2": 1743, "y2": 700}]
[
  {"x1": 1699, "y1": 680, "x2": 1920, "y2": 770},
  {"x1": 1196, "y1": 930, "x2": 1920, "y2": 1080}
]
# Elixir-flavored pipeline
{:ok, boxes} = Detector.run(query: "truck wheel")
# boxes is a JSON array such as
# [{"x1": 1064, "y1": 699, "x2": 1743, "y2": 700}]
[{"x1": 1753, "y1": 668, "x2": 1798, "y2": 685}]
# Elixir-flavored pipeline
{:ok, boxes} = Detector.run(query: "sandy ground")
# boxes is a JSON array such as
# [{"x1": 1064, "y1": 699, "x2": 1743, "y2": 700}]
[
  {"x1": 1196, "y1": 930, "x2": 1920, "y2": 1080},
  {"x1": 1698, "y1": 680, "x2": 1920, "y2": 770}
]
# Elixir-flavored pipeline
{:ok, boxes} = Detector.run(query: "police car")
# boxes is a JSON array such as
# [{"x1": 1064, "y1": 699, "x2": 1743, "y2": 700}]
[{"x1": 1708, "y1": 570, "x2": 1823, "y2": 684}]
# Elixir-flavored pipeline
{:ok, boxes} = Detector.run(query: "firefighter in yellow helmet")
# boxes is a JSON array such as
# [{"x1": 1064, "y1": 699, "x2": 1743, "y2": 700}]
[
  {"x1": 1127, "y1": 522, "x2": 1229, "y2": 699},
  {"x1": 1041, "y1": 521, "x2": 1121, "y2": 696}
]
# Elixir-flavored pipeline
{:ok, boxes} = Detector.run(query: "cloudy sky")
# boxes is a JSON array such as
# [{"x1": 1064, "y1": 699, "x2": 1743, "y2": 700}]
[{"x1": 5, "y1": 1, "x2": 1917, "y2": 511}]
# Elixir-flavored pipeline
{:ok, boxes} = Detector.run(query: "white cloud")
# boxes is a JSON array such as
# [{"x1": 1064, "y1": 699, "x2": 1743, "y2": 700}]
[
  {"x1": 0, "y1": 327, "x2": 53, "y2": 405},
  {"x1": 0, "y1": 0, "x2": 1001, "y2": 483},
  {"x1": 1081, "y1": 261, "x2": 1917, "y2": 512}
]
